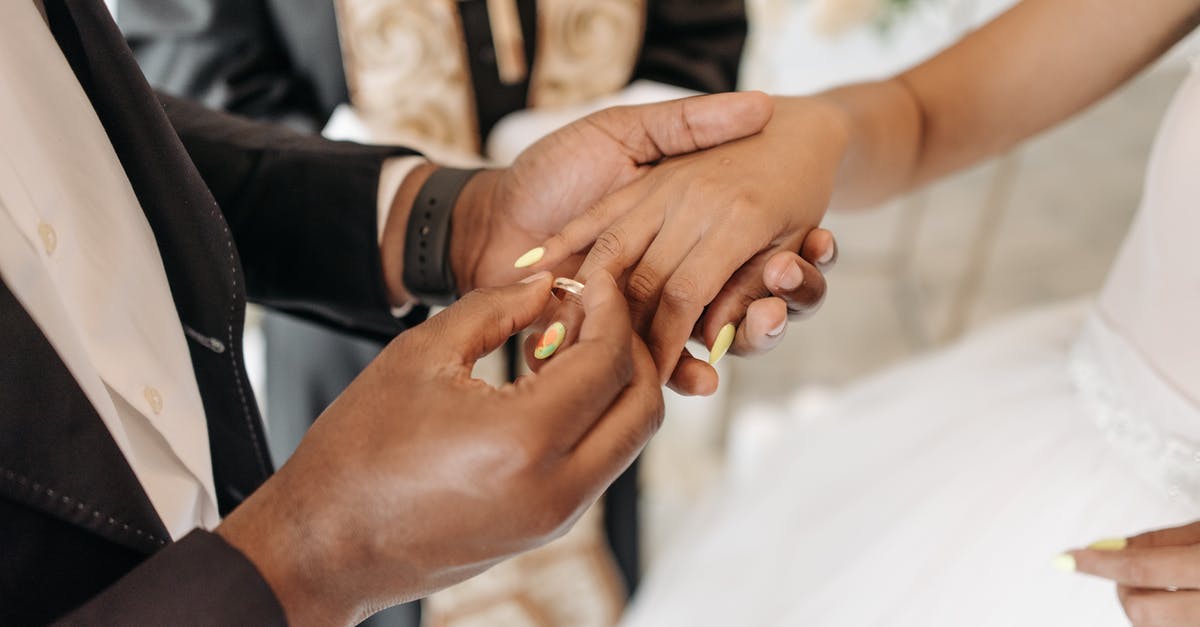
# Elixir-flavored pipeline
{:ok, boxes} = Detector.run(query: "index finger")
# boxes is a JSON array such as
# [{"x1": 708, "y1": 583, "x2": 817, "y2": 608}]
[
  {"x1": 537, "y1": 184, "x2": 658, "y2": 286},
  {"x1": 522, "y1": 271, "x2": 638, "y2": 447},
  {"x1": 1070, "y1": 545, "x2": 1200, "y2": 590}
]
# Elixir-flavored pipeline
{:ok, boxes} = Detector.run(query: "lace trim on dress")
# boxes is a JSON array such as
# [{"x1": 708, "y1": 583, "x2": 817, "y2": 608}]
[{"x1": 1070, "y1": 312, "x2": 1200, "y2": 507}]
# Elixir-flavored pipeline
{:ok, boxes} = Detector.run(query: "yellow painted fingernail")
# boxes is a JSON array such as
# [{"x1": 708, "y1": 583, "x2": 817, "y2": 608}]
[
  {"x1": 1088, "y1": 537, "x2": 1128, "y2": 551},
  {"x1": 1052, "y1": 553, "x2": 1076, "y2": 572},
  {"x1": 514, "y1": 247, "x2": 545, "y2": 268},
  {"x1": 708, "y1": 323, "x2": 735, "y2": 365},
  {"x1": 534, "y1": 322, "x2": 566, "y2": 360}
]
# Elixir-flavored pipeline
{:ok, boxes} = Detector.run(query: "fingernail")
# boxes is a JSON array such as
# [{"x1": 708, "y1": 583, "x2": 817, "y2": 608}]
[
  {"x1": 520, "y1": 270, "x2": 551, "y2": 284},
  {"x1": 1051, "y1": 553, "x2": 1076, "y2": 572},
  {"x1": 708, "y1": 323, "x2": 736, "y2": 365},
  {"x1": 818, "y1": 246, "x2": 835, "y2": 265},
  {"x1": 766, "y1": 320, "x2": 787, "y2": 338},
  {"x1": 514, "y1": 247, "x2": 545, "y2": 268},
  {"x1": 1087, "y1": 537, "x2": 1128, "y2": 551},
  {"x1": 534, "y1": 321, "x2": 566, "y2": 360},
  {"x1": 778, "y1": 261, "x2": 804, "y2": 291}
]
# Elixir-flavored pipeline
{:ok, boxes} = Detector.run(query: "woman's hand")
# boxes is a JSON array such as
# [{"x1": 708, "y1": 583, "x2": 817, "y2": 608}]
[
  {"x1": 521, "y1": 228, "x2": 837, "y2": 395},
  {"x1": 438, "y1": 92, "x2": 838, "y2": 394},
  {"x1": 518, "y1": 97, "x2": 851, "y2": 391},
  {"x1": 1061, "y1": 520, "x2": 1200, "y2": 626}
]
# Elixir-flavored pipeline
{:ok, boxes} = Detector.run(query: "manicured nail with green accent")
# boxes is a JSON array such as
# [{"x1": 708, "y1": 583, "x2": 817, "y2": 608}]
[
  {"x1": 708, "y1": 323, "x2": 736, "y2": 365},
  {"x1": 514, "y1": 247, "x2": 545, "y2": 268},
  {"x1": 1088, "y1": 537, "x2": 1128, "y2": 551},
  {"x1": 534, "y1": 322, "x2": 566, "y2": 360},
  {"x1": 1052, "y1": 553, "x2": 1076, "y2": 572}
]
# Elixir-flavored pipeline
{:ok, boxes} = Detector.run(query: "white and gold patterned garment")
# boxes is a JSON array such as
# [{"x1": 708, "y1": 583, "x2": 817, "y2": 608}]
[
  {"x1": 422, "y1": 505, "x2": 627, "y2": 627},
  {"x1": 334, "y1": 0, "x2": 645, "y2": 156}
]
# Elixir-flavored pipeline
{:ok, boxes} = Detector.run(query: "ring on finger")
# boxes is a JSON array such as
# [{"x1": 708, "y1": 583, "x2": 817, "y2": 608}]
[{"x1": 552, "y1": 277, "x2": 586, "y2": 299}]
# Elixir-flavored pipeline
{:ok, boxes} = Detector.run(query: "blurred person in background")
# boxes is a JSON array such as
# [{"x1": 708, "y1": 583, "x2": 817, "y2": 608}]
[{"x1": 116, "y1": 1, "x2": 755, "y2": 625}]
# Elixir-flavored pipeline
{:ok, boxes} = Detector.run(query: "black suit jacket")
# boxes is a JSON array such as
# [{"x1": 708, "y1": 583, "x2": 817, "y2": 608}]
[{"x1": 1, "y1": 2, "x2": 417, "y2": 623}]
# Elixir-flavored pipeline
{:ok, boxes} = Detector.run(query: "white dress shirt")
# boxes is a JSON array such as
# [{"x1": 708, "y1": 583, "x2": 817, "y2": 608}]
[{"x1": 0, "y1": 0, "x2": 419, "y2": 539}]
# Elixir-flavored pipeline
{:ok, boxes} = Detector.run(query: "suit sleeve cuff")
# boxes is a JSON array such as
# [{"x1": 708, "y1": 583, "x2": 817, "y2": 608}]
[
  {"x1": 56, "y1": 530, "x2": 286, "y2": 626},
  {"x1": 377, "y1": 156, "x2": 428, "y2": 318}
]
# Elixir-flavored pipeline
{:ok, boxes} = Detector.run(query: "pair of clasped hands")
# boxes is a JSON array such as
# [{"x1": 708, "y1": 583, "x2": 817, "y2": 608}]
[{"x1": 218, "y1": 92, "x2": 843, "y2": 625}]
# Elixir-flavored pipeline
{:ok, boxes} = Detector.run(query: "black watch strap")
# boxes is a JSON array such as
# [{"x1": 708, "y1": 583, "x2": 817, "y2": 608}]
[{"x1": 402, "y1": 167, "x2": 480, "y2": 306}]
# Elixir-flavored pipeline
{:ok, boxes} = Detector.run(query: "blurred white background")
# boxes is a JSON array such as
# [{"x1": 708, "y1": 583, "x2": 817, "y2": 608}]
[{"x1": 640, "y1": 0, "x2": 1194, "y2": 568}]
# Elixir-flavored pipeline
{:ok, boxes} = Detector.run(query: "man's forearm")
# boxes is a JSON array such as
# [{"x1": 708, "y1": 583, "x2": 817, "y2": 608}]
[{"x1": 162, "y1": 93, "x2": 428, "y2": 340}]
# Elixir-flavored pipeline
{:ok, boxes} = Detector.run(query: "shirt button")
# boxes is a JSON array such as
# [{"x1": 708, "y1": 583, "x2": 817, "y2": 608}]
[
  {"x1": 143, "y1": 386, "x2": 163, "y2": 415},
  {"x1": 37, "y1": 222, "x2": 57, "y2": 255}
]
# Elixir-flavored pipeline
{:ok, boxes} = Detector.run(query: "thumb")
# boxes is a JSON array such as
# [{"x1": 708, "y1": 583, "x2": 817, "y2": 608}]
[
  {"x1": 585, "y1": 91, "x2": 774, "y2": 164},
  {"x1": 423, "y1": 271, "x2": 554, "y2": 365}
]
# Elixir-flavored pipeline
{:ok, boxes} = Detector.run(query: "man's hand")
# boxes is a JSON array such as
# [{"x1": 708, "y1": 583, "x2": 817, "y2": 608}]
[
  {"x1": 215, "y1": 272, "x2": 663, "y2": 626},
  {"x1": 449, "y1": 92, "x2": 776, "y2": 294},
  {"x1": 520, "y1": 96, "x2": 850, "y2": 394}
]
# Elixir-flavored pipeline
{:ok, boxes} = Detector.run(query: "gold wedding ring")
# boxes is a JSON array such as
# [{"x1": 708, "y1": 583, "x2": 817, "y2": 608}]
[{"x1": 552, "y1": 277, "x2": 585, "y2": 298}]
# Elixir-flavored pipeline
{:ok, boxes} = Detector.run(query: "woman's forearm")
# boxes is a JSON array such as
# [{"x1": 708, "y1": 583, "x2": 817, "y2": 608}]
[{"x1": 807, "y1": 0, "x2": 1200, "y2": 211}]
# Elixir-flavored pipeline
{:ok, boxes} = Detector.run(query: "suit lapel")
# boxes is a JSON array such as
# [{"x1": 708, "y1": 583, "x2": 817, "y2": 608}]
[
  {"x1": 0, "y1": 281, "x2": 170, "y2": 554},
  {"x1": 0, "y1": 0, "x2": 276, "y2": 557},
  {"x1": 43, "y1": 0, "x2": 274, "y2": 514}
]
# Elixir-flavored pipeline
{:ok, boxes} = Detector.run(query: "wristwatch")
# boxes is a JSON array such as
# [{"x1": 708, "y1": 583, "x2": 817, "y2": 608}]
[{"x1": 401, "y1": 167, "x2": 480, "y2": 306}]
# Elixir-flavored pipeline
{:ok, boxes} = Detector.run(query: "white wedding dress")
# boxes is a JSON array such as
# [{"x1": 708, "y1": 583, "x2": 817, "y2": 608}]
[{"x1": 622, "y1": 55, "x2": 1200, "y2": 626}]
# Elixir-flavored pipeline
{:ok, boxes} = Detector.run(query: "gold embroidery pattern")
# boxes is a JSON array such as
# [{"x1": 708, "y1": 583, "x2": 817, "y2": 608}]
[
  {"x1": 423, "y1": 505, "x2": 626, "y2": 627},
  {"x1": 334, "y1": 0, "x2": 480, "y2": 154},
  {"x1": 529, "y1": 0, "x2": 647, "y2": 108}
]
